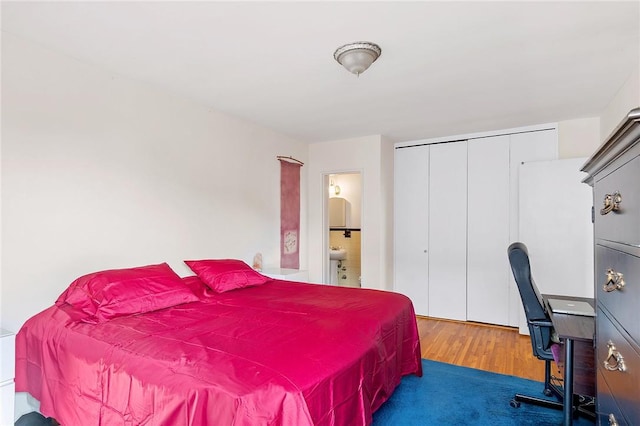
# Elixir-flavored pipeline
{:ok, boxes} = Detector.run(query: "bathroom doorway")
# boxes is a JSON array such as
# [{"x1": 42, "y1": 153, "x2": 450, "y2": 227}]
[{"x1": 325, "y1": 172, "x2": 362, "y2": 287}]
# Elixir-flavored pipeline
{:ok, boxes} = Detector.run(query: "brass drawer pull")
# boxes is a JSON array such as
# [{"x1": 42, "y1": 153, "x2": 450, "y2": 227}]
[
  {"x1": 608, "y1": 413, "x2": 619, "y2": 426},
  {"x1": 604, "y1": 341, "x2": 627, "y2": 372},
  {"x1": 600, "y1": 191, "x2": 622, "y2": 215},
  {"x1": 603, "y1": 269, "x2": 625, "y2": 293}
]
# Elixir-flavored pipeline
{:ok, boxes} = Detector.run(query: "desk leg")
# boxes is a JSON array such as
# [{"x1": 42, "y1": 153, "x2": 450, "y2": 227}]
[{"x1": 563, "y1": 338, "x2": 574, "y2": 426}]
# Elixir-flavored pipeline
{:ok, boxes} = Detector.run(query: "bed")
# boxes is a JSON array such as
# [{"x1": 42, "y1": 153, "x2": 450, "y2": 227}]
[{"x1": 15, "y1": 260, "x2": 422, "y2": 425}]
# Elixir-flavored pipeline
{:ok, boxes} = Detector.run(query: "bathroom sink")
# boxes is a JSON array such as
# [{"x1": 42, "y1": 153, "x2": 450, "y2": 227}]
[{"x1": 330, "y1": 248, "x2": 347, "y2": 260}]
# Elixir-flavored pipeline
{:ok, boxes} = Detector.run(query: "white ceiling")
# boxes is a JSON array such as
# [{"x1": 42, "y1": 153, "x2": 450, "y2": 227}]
[{"x1": 2, "y1": 1, "x2": 639, "y2": 143}]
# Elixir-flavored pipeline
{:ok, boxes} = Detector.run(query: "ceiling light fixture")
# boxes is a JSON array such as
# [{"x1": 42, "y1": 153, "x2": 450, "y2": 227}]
[{"x1": 333, "y1": 41, "x2": 381, "y2": 76}]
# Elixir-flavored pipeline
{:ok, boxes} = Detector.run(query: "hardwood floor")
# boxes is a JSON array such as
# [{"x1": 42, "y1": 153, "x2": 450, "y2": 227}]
[{"x1": 416, "y1": 316, "x2": 546, "y2": 382}]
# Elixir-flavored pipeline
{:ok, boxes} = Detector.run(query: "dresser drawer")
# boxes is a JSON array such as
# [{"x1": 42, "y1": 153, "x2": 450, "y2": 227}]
[
  {"x1": 596, "y1": 308, "x2": 640, "y2": 423},
  {"x1": 596, "y1": 245, "x2": 640, "y2": 343},
  {"x1": 594, "y1": 155, "x2": 640, "y2": 245},
  {"x1": 597, "y1": 369, "x2": 629, "y2": 426}
]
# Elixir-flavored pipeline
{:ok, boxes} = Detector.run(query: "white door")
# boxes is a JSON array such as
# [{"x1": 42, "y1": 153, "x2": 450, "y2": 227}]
[
  {"x1": 428, "y1": 141, "x2": 468, "y2": 320},
  {"x1": 518, "y1": 158, "x2": 593, "y2": 333},
  {"x1": 507, "y1": 130, "x2": 558, "y2": 326},
  {"x1": 467, "y1": 135, "x2": 511, "y2": 325},
  {"x1": 394, "y1": 145, "x2": 429, "y2": 316}
]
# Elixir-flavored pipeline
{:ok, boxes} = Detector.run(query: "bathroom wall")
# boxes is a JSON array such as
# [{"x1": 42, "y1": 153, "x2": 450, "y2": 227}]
[
  {"x1": 329, "y1": 173, "x2": 362, "y2": 228},
  {"x1": 328, "y1": 173, "x2": 362, "y2": 287},
  {"x1": 329, "y1": 230, "x2": 361, "y2": 287}
]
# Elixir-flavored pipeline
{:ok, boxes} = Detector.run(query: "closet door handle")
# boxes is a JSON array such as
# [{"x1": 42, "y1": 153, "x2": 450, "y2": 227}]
[
  {"x1": 600, "y1": 191, "x2": 622, "y2": 215},
  {"x1": 604, "y1": 341, "x2": 627, "y2": 372},
  {"x1": 603, "y1": 269, "x2": 625, "y2": 293}
]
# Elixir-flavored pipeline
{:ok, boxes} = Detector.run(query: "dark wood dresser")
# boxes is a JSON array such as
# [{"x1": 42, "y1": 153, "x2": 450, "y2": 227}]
[{"x1": 582, "y1": 108, "x2": 640, "y2": 426}]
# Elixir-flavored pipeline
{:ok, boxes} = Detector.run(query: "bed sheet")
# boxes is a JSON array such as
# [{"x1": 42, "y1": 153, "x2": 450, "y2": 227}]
[{"x1": 16, "y1": 279, "x2": 422, "y2": 425}]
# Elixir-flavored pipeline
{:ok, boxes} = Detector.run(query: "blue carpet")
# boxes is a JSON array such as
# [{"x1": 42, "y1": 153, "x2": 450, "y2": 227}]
[{"x1": 373, "y1": 359, "x2": 595, "y2": 425}]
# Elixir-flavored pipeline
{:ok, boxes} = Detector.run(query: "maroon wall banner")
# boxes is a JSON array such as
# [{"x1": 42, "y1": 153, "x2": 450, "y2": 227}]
[{"x1": 279, "y1": 160, "x2": 302, "y2": 269}]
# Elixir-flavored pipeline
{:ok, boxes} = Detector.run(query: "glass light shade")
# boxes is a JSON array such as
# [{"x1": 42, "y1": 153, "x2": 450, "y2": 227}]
[
  {"x1": 337, "y1": 50, "x2": 377, "y2": 75},
  {"x1": 334, "y1": 42, "x2": 381, "y2": 76}
]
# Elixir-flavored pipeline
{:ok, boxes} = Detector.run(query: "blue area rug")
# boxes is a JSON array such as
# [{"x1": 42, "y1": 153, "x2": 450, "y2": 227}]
[{"x1": 373, "y1": 359, "x2": 595, "y2": 425}]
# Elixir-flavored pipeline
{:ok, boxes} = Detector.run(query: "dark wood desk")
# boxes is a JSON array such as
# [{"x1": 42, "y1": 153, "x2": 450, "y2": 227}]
[{"x1": 543, "y1": 294, "x2": 595, "y2": 426}]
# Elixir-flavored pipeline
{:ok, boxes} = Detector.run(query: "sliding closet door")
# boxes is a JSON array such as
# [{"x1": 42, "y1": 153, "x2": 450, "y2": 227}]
[
  {"x1": 394, "y1": 145, "x2": 429, "y2": 316},
  {"x1": 467, "y1": 135, "x2": 511, "y2": 325},
  {"x1": 428, "y1": 141, "x2": 467, "y2": 320}
]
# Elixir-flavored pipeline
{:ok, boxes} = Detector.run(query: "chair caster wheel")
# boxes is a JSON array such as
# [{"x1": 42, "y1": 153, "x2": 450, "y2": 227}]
[
  {"x1": 510, "y1": 399, "x2": 521, "y2": 408},
  {"x1": 543, "y1": 388, "x2": 553, "y2": 397}
]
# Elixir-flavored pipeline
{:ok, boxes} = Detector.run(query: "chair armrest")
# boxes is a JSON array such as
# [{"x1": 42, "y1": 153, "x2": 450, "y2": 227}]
[
  {"x1": 528, "y1": 318, "x2": 556, "y2": 358},
  {"x1": 528, "y1": 318, "x2": 553, "y2": 327}
]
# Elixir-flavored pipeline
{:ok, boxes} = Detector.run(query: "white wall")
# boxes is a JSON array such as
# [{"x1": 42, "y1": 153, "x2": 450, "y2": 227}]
[
  {"x1": 379, "y1": 136, "x2": 395, "y2": 293},
  {"x1": 1, "y1": 34, "x2": 307, "y2": 332},
  {"x1": 600, "y1": 64, "x2": 640, "y2": 141},
  {"x1": 558, "y1": 117, "x2": 601, "y2": 159},
  {"x1": 308, "y1": 136, "x2": 394, "y2": 291}
]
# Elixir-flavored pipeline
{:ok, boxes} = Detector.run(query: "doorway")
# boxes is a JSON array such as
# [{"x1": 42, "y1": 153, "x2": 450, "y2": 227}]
[{"x1": 325, "y1": 172, "x2": 362, "y2": 287}]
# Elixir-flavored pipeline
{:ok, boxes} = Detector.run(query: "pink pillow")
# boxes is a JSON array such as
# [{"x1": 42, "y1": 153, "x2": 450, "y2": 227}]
[
  {"x1": 56, "y1": 263, "x2": 199, "y2": 323},
  {"x1": 182, "y1": 275, "x2": 212, "y2": 299},
  {"x1": 184, "y1": 259, "x2": 269, "y2": 293}
]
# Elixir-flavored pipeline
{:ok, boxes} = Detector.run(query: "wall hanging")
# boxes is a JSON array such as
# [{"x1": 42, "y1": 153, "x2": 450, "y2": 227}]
[{"x1": 277, "y1": 156, "x2": 304, "y2": 269}]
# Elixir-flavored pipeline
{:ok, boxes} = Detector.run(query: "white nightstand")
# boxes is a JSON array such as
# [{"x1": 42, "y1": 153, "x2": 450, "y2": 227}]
[
  {"x1": 0, "y1": 328, "x2": 16, "y2": 425},
  {"x1": 261, "y1": 268, "x2": 309, "y2": 282}
]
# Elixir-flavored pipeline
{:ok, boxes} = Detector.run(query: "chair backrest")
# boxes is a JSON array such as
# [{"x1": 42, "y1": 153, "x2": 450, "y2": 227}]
[{"x1": 508, "y1": 242, "x2": 553, "y2": 355}]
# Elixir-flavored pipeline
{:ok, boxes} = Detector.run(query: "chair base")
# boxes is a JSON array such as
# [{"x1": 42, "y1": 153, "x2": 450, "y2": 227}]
[
  {"x1": 510, "y1": 393, "x2": 596, "y2": 421},
  {"x1": 510, "y1": 393, "x2": 563, "y2": 410},
  {"x1": 573, "y1": 395, "x2": 596, "y2": 420}
]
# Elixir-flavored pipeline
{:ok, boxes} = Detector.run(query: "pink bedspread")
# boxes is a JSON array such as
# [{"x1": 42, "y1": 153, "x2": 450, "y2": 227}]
[{"x1": 16, "y1": 279, "x2": 422, "y2": 425}]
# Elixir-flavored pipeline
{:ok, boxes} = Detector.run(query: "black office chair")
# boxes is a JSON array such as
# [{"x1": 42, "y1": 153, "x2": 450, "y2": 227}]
[{"x1": 507, "y1": 242, "x2": 564, "y2": 410}]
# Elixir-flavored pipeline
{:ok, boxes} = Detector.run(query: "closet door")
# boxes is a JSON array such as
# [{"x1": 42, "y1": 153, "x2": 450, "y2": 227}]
[
  {"x1": 428, "y1": 141, "x2": 468, "y2": 320},
  {"x1": 467, "y1": 135, "x2": 511, "y2": 325},
  {"x1": 394, "y1": 145, "x2": 429, "y2": 316}
]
